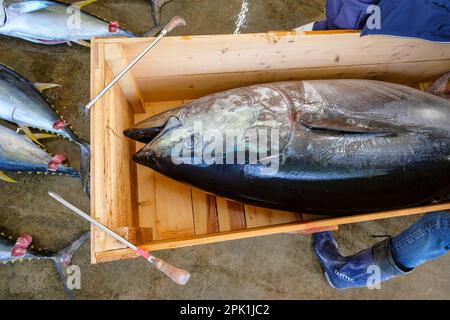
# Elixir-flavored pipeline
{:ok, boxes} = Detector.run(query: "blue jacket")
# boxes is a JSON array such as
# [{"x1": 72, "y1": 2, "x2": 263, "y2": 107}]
[
  {"x1": 314, "y1": 0, "x2": 379, "y2": 30},
  {"x1": 362, "y1": 0, "x2": 450, "y2": 43},
  {"x1": 314, "y1": 0, "x2": 450, "y2": 43}
]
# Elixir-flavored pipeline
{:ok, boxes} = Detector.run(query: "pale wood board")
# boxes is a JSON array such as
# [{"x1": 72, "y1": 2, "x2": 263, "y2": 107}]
[
  {"x1": 104, "y1": 43, "x2": 145, "y2": 113},
  {"x1": 135, "y1": 60, "x2": 450, "y2": 102},
  {"x1": 143, "y1": 101, "x2": 195, "y2": 240},
  {"x1": 115, "y1": 33, "x2": 450, "y2": 78},
  {"x1": 245, "y1": 206, "x2": 300, "y2": 228},
  {"x1": 94, "y1": 201, "x2": 450, "y2": 263},
  {"x1": 191, "y1": 189, "x2": 220, "y2": 235},
  {"x1": 216, "y1": 198, "x2": 247, "y2": 231}
]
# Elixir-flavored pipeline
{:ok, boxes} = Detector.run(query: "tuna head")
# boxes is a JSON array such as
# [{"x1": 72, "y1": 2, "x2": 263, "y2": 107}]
[{"x1": 125, "y1": 84, "x2": 295, "y2": 181}]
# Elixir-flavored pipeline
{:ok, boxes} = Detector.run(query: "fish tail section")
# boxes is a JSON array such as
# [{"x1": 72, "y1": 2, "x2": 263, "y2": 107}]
[
  {"x1": 52, "y1": 232, "x2": 90, "y2": 300},
  {"x1": 151, "y1": 0, "x2": 173, "y2": 26}
]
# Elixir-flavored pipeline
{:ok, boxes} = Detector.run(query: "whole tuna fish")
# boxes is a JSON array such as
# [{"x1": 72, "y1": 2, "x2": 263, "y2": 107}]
[
  {"x1": 0, "y1": 231, "x2": 89, "y2": 299},
  {"x1": 0, "y1": 0, "x2": 134, "y2": 46},
  {"x1": 0, "y1": 64, "x2": 88, "y2": 187},
  {"x1": 0, "y1": 124, "x2": 79, "y2": 181},
  {"x1": 125, "y1": 80, "x2": 450, "y2": 216}
]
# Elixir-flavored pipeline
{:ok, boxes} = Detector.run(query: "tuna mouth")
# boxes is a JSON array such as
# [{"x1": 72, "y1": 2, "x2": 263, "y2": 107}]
[{"x1": 123, "y1": 107, "x2": 182, "y2": 143}]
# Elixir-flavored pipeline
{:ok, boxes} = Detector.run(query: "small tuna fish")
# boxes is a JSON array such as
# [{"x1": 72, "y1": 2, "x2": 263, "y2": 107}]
[
  {"x1": 125, "y1": 80, "x2": 450, "y2": 216},
  {"x1": 0, "y1": 124, "x2": 79, "y2": 181},
  {"x1": 0, "y1": 231, "x2": 89, "y2": 300},
  {"x1": 0, "y1": 64, "x2": 89, "y2": 188},
  {"x1": 0, "y1": 0, "x2": 134, "y2": 46}
]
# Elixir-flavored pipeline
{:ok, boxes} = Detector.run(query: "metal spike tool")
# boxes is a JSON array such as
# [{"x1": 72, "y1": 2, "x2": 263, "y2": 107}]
[
  {"x1": 48, "y1": 192, "x2": 191, "y2": 286},
  {"x1": 85, "y1": 16, "x2": 187, "y2": 112}
]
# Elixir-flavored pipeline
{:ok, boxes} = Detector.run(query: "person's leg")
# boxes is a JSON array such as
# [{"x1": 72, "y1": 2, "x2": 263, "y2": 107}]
[
  {"x1": 314, "y1": 211, "x2": 449, "y2": 289},
  {"x1": 390, "y1": 211, "x2": 450, "y2": 270}
]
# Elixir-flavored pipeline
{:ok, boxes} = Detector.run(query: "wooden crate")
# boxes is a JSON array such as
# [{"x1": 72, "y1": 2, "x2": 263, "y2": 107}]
[{"x1": 90, "y1": 31, "x2": 450, "y2": 264}]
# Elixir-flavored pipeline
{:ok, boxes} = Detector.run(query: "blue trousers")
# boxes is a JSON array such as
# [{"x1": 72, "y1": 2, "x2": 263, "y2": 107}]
[{"x1": 390, "y1": 211, "x2": 450, "y2": 271}]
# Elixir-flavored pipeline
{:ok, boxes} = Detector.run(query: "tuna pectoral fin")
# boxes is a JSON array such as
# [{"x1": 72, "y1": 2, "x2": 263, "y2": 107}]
[
  {"x1": 34, "y1": 83, "x2": 61, "y2": 93},
  {"x1": 301, "y1": 117, "x2": 399, "y2": 137},
  {"x1": 72, "y1": 0, "x2": 98, "y2": 9},
  {"x1": 0, "y1": 171, "x2": 17, "y2": 183},
  {"x1": 52, "y1": 232, "x2": 90, "y2": 300},
  {"x1": 20, "y1": 125, "x2": 45, "y2": 147}
]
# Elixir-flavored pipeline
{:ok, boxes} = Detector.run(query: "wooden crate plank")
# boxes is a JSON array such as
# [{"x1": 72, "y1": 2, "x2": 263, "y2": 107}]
[
  {"x1": 100, "y1": 66, "x2": 137, "y2": 252},
  {"x1": 134, "y1": 103, "x2": 160, "y2": 241},
  {"x1": 135, "y1": 60, "x2": 450, "y2": 102},
  {"x1": 245, "y1": 206, "x2": 300, "y2": 228},
  {"x1": 191, "y1": 189, "x2": 219, "y2": 235},
  {"x1": 153, "y1": 173, "x2": 195, "y2": 240},
  {"x1": 119, "y1": 33, "x2": 450, "y2": 79},
  {"x1": 140, "y1": 101, "x2": 195, "y2": 240},
  {"x1": 94, "y1": 200, "x2": 450, "y2": 263},
  {"x1": 139, "y1": 202, "x2": 450, "y2": 252},
  {"x1": 104, "y1": 43, "x2": 145, "y2": 113},
  {"x1": 217, "y1": 198, "x2": 246, "y2": 231},
  {"x1": 90, "y1": 41, "x2": 105, "y2": 262}
]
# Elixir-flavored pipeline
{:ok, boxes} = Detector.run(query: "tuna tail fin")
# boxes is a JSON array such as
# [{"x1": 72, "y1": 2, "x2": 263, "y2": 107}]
[
  {"x1": 52, "y1": 232, "x2": 90, "y2": 300},
  {"x1": 150, "y1": 0, "x2": 173, "y2": 26}
]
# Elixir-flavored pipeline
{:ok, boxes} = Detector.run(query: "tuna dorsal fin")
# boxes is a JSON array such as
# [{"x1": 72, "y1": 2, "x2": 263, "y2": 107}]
[
  {"x1": 0, "y1": 171, "x2": 17, "y2": 183},
  {"x1": 34, "y1": 83, "x2": 61, "y2": 93},
  {"x1": 300, "y1": 116, "x2": 399, "y2": 137},
  {"x1": 72, "y1": 0, "x2": 98, "y2": 9},
  {"x1": 9, "y1": 1, "x2": 58, "y2": 15}
]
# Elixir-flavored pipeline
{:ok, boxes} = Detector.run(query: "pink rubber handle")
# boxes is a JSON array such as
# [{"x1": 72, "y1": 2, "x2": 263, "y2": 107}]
[{"x1": 154, "y1": 258, "x2": 191, "y2": 285}]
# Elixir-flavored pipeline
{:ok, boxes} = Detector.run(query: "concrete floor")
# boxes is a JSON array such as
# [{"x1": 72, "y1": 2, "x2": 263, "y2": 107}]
[{"x1": 0, "y1": 0, "x2": 448, "y2": 300}]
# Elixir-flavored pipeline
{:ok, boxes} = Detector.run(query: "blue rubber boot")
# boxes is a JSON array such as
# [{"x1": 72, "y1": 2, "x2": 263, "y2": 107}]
[{"x1": 313, "y1": 232, "x2": 411, "y2": 289}]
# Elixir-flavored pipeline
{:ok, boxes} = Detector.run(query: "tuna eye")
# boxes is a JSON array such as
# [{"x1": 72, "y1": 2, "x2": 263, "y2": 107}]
[{"x1": 184, "y1": 135, "x2": 199, "y2": 150}]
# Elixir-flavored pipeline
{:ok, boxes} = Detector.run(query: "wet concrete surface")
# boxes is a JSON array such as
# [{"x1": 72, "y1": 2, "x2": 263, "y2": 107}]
[{"x1": 0, "y1": 0, "x2": 448, "y2": 300}]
